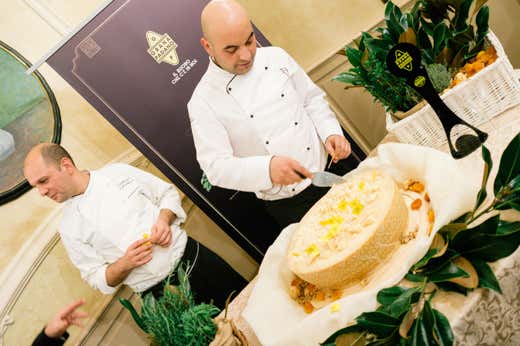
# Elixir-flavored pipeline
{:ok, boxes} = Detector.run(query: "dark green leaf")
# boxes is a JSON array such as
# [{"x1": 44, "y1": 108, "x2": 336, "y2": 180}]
[
  {"x1": 451, "y1": 43, "x2": 469, "y2": 68},
  {"x1": 496, "y1": 175, "x2": 520, "y2": 211},
  {"x1": 384, "y1": 1, "x2": 395, "y2": 21},
  {"x1": 428, "y1": 260, "x2": 468, "y2": 283},
  {"x1": 119, "y1": 298, "x2": 148, "y2": 332},
  {"x1": 435, "y1": 281, "x2": 469, "y2": 295},
  {"x1": 472, "y1": 0, "x2": 489, "y2": 19},
  {"x1": 497, "y1": 220, "x2": 520, "y2": 235},
  {"x1": 474, "y1": 146, "x2": 493, "y2": 211},
  {"x1": 385, "y1": 288, "x2": 420, "y2": 318},
  {"x1": 452, "y1": 215, "x2": 520, "y2": 261},
  {"x1": 421, "y1": 301, "x2": 435, "y2": 340},
  {"x1": 408, "y1": 318, "x2": 429, "y2": 346},
  {"x1": 406, "y1": 272, "x2": 427, "y2": 282},
  {"x1": 377, "y1": 286, "x2": 407, "y2": 306},
  {"x1": 356, "y1": 311, "x2": 400, "y2": 336},
  {"x1": 321, "y1": 324, "x2": 364, "y2": 344},
  {"x1": 333, "y1": 72, "x2": 361, "y2": 85},
  {"x1": 494, "y1": 132, "x2": 520, "y2": 195},
  {"x1": 433, "y1": 23, "x2": 448, "y2": 54},
  {"x1": 454, "y1": 0, "x2": 472, "y2": 31},
  {"x1": 346, "y1": 47, "x2": 363, "y2": 67},
  {"x1": 432, "y1": 308, "x2": 454, "y2": 346},
  {"x1": 439, "y1": 222, "x2": 468, "y2": 239},
  {"x1": 470, "y1": 257, "x2": 502, "y2": 293},
  {"x1": 476, "y1": 6, "x2": 490, "y2": 42},
  {"x1": 412, "y1": 248, "x2": 439, "y2": 271},
  {"x1": 420, "y1": 17, "x2": 435, "y2": 36}
]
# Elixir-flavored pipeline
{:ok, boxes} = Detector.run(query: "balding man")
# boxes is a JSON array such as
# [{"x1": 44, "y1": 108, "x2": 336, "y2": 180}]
[
  {"x1": 24, "y1": 143, "x2": 246, "y2": 308},
  {"x1": 188, "y1": 0, "x2": 353, "y2": 229}
]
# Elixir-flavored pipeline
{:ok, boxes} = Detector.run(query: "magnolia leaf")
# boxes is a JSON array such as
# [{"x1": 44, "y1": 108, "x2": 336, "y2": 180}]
[
  {"x1": 447, "y1": 256, "x2": 479, "y2": 288},
  {"x1": 494, "y1": 131, "x2": 520, "y2": 195},
  {"x1": 356, "y1": 311, "x2": 400, "y2": 336},
  {"x1": 321, "y1": 325, "x2": 364, "y2": 345},
  {"x1": 398, "y1": 292, "x2": 425, "y2": 339},
  {"x1": 399, "y1": 27, "x2": 417, "y2": 45},
  {"x1": 428, "y1": 260, "x2": 469, "y2": 283},
  {"x1": 497, "y1": 220, "x2": 520, "y2": 235},
  {"x1": 470, "y1": 257, "x2": 502, "y2": 293},
  {"x1": 474, "y1": 145, "x2": 493, "y2": 211},
  {"x1": 335, "y1": 332, "x2": 366, "y2": 346},
  {"x1": 431, "y1": 233, "x2": 449, "y2": 258},
  {"x1": 385, "y1": 287, "x2": 420, "y2": 318},
  {"x1": 432, "y1": 308, "x2": 454, "y2": 346},
  {"x1": 408, "y1": 318, "x2": 430, "y2": 346},
  {"x1": 412, "y1": 248, "x2": 439, "y2": 271},
  {"x1": 452, "y1": 215, "x2": 520, "y2": 261},
  {"x1": 377, "y1": 286, "x2": 407, "y2": 306},
  {"x1": 439, "y1": 222, "x2": 467, "y2": 240},
  {"x1": 496, "y1": 175, "x2": 520, "y2": 211}
]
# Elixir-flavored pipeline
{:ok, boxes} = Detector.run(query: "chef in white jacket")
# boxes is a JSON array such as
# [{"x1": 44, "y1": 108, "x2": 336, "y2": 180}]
[
  {"x1": 23, "y1": 143, "x2": 246, "y2": 308},
  {"x1": 188, "y1": 0, "x2": 352, "y2": 228}
]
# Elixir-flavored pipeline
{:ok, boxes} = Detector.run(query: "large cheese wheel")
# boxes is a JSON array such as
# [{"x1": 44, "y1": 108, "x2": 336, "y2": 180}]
[{"x1": 287, "y1": 170, "x2": 408, "y2": 288}]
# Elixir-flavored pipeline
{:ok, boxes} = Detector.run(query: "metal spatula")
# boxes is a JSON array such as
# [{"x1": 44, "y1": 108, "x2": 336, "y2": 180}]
[{"x1": 311, "y1": 171, "x2": 346, "y2": 187}]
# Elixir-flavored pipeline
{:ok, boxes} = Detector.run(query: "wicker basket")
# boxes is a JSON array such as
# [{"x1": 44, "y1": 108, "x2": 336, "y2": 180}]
[{"x1": 386, "y1": 31, "x2": 520, "y2": 148}]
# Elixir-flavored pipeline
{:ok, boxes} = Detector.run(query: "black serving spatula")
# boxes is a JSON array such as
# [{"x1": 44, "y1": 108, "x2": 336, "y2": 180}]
[{"x1": 386, "y1": 43, "x2": 487, "y2": 159}]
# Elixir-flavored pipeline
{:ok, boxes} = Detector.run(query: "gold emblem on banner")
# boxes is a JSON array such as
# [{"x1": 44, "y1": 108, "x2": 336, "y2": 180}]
[
  {"x1": 146, "y1": 31, "x2": 179, "y2": 65},
  {"x1": 395, "y1": 50, "x2": 413, "y2": 71}
]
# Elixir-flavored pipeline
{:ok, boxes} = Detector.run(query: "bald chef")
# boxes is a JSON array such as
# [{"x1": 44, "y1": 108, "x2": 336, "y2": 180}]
[{"x1": 188, "y1": 0, "x2": 352, "y2": 230}]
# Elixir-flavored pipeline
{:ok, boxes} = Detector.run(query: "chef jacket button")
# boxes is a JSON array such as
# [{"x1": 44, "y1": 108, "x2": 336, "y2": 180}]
[
  {"x1": 250, "y1": 114, "x2": 254, "y2": 118},
  {"x1": 306, "y1": 147, "x2": 310, "y2": 151},
  {"x1": 265, "y1": 140, "x2": 269, "y2": 145},
  {"x1": 228, "y1": 87, "x2": 232, "y2": 92},
  {"x1": 292, "y1": 188, "x2": 295, "y2": 192},
  {"x1": 281, "y1": 93, "x2": 285, "y2": 97},
  {"x1": 265, "y1": 66, "x2": 268, "y2": 70},
  {"x1": 294, "y1": 121, "x2": 298, "y2": 126}
]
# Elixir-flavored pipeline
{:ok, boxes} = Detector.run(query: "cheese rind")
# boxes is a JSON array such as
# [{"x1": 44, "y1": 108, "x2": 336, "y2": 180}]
[{"x1": 287, "y1": 170, "x2": 408, "y2": 288}]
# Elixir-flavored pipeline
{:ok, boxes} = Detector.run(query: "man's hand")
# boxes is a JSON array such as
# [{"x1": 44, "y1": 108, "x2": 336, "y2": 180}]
[
  {"x1": 106, "y1": 239, "x2": 153, "y2": 287},
  {"x1": 325, "y1": 135, "x2": 351, "y2": 163},
  {"x1": 269, "y1": 156, "x2": 312, "y2": 186},
  {"x1": 150, "y1": 218, "x2": 172, "y2": 247},
  {"x1": 44, "y1": 298, "x2": 87, "y2": 338},
  {"x1": 122, "y1": 239, "x2": 153, "y2": 270}
]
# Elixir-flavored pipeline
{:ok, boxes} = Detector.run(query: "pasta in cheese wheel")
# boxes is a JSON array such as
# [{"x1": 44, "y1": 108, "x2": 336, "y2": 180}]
[{"x1": 287, "y1": 170, "x2": 408, "y2": 288}]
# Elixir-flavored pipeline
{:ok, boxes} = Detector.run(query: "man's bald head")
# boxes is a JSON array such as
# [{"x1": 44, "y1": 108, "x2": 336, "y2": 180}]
[
  {"x1": 24, "y1": 143, "x2": 79, "y2": 203},
  {"x1": 200, "y1": 0, "x2": 257, "y2": 75},
  {"x1": 201, "y1": 0, "x2": 250, "y2": 43},
  {"x1": 25, "y1": 143, "x2": 75, "y2": 169}
]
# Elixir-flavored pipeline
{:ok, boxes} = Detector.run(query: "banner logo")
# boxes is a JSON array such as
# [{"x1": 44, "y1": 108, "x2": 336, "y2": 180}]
[
  {"x1": 146, "y1": 31, "x2": 179, "y2": 65},
  {"x1": 395, "y1": 49, "x2": 413, "y2": 71}
]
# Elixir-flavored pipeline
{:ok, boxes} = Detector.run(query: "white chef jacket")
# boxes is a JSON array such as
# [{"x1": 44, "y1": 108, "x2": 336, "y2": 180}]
[
  {"x1": 59, "y1": 163, "x2": 188, "y2": 294},
  {"x1": 188, "y1": 46, "x2": 343, "y2": 201}
]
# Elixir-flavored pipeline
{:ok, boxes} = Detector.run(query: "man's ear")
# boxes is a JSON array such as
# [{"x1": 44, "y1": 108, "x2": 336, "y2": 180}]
[
  {"x1": 60, "y1": 157, "x2": 75, "y2": 173},
  {"x1": 200, "y1": 37, "x2": 213, "y2": 57}
]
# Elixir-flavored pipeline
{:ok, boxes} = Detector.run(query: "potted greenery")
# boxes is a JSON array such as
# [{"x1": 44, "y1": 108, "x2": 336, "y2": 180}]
[
  {"x1": 120, "y1": 263, "x2": 247, "y2": 346},
  {"x1": 335, "y1": 0, "x2": 520, "y2": 148}
]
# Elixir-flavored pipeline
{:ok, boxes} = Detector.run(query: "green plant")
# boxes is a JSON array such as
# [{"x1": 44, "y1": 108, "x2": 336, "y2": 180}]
[
  {"x1": 334, "y1": 0, "x2": 491, "y2": 113},
  {"x1": 322, "y1": 131, "x2": 520, "y2": 345},
  {"x1": 120, "y1": 263, "x2": 220, "y2": 346}
]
